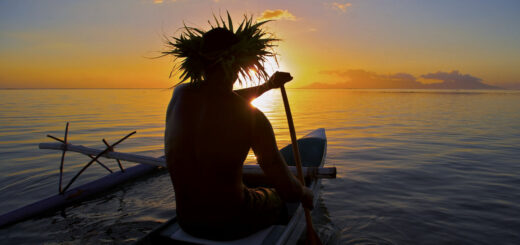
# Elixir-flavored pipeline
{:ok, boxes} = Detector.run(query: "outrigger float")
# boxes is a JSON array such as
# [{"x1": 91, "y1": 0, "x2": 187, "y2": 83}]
[{"x1": 0, "y1": 124, "x2": 335, "y2": 232}]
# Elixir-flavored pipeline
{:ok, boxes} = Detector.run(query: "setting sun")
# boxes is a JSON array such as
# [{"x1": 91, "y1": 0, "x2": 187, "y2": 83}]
[
  {"x1": 231, "y1": 56, "x2": 284, "y2": 108},
  {"x1": 235, "y1": 56, "x2": 281, "y2": 89}
]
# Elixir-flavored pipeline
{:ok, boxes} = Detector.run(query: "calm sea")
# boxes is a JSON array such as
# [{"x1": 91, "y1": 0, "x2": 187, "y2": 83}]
[{"x1": 0, "y1": 89, "x2": 519, "y2": 244}]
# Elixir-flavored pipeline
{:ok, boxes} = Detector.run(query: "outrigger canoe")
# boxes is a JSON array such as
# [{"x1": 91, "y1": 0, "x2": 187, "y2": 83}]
[
  {"x1": 0, "y1": 128, "x2": 334, "y2": 231},
  {"x1": 136, "y1": 128, "x2": 328, "y2": 245}
]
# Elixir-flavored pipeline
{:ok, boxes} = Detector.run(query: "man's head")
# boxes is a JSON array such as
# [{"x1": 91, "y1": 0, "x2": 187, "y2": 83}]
[
  {"x1": 164, "y1": 13, "x2": 278, "y2": 86},
  {"x1": 201, "y1": 28, "x2": 240, "y2": 84},
  {"x1": 202, "y1": 28, "x2": 238, "y2": 54}
]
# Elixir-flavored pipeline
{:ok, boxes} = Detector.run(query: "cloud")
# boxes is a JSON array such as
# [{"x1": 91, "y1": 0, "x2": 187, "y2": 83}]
[
  {"x1": 421, "y1": 70, "x2": 479, "y2": 83},
  {"x1": 152, "y1": 0, "x2": 179, "y2": 4},
  {"x1": 316, "y1": 69, "x2": 423, "y2": 89},
  {"x1": 305, "y1": 69, "x2": 499, "y2": 89},
  {"x1": 420, "y1": 70, "x2": 498, "y2": 89},
  {"x1": 329, "y1": 2, "x2": 352, "y2": 13},
  {"x1": 257, "y1": 9, "x2": 296, "y2": 21}
]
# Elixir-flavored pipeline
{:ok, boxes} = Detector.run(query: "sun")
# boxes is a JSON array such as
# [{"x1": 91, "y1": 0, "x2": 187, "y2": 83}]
[{"x1": 232, "y1": 56, "x2": 289, "y2": 109}]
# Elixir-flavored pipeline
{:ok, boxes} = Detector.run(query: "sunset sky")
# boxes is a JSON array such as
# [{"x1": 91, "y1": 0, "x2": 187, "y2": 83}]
[{"x1": 1, "y1": 0, "x2": 519, "y2": 89}]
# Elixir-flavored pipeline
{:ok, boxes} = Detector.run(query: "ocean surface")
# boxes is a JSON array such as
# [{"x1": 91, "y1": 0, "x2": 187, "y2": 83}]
[{"x1": 0, "y1": 88, "x2": 519, "y2": 244}]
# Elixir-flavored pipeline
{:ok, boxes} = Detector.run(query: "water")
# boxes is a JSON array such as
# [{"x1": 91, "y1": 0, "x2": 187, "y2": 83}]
[{"x1": 0, "y1": 89, "x2": 519, "y2": 244}]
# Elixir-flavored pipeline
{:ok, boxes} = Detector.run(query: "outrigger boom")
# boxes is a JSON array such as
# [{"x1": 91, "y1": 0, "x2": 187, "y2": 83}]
[{"x1": 39, "y1": 143, "x2": 337, "y2": 179}]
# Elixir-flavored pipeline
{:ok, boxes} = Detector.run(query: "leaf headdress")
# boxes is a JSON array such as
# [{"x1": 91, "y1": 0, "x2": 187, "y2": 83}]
[{"x1": 163, "y1": 13, "x2": 278, "y2": 85}]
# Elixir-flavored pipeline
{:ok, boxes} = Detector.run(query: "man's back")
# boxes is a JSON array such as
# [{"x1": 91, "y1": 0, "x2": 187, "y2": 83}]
[
  {"x1": 164, "y1": 83, "x2": 255, "y2": 225},
  {"x1": 163, "y1": 78, "x2": 314, "y2": 241}
]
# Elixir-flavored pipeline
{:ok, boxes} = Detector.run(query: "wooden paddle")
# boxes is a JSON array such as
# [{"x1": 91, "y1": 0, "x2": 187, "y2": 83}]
[{"x1": 280, "y1": 85, "x2": 323, "y2": 245}]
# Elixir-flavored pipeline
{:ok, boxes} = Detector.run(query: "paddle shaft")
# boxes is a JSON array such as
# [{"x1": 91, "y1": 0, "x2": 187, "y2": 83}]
[{"x1": 280, "y1": 85, "x2": 321, "y2": 244}]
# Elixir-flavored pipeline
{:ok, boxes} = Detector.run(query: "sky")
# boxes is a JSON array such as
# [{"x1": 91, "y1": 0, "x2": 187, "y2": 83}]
[{"x1": 1, "y1": 0, "x2": 519, "y2": 89}]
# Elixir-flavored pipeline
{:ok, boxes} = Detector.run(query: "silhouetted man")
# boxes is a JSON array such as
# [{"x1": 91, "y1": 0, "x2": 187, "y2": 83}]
[{"x1": 164, "y1": 27, "x2": 313, "y2": 240}]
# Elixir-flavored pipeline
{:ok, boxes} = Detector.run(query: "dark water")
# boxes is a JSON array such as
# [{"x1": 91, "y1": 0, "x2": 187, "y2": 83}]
[{"x1": 0, "y1": 89, "x2": 519, "y2": 244}]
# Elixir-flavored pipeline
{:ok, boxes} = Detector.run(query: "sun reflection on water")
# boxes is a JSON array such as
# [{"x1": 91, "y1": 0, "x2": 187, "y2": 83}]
[{"x1": 250, "y1": 90, "x2": 277, "y2": 109}]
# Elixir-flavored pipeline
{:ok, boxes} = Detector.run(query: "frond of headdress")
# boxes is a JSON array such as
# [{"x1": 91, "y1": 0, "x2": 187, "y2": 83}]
[{"x1": 162, "y1": 12, "x2": 278, "y2": 85}]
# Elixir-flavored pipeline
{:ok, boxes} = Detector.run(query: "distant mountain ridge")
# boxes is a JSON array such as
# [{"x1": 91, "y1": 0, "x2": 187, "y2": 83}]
[{"x1": 302, "y1": 70, "x2": 501, "y2": 89}]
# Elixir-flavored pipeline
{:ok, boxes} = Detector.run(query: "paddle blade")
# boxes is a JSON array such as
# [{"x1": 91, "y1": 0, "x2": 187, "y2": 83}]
[{"x1": 305, "y1": 224, "x2": 323, "y2": 245}]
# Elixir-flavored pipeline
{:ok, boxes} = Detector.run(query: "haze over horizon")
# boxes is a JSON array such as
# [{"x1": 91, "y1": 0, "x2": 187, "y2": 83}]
[
  {"x1": 1, "y1": 1, "x2": 519, "y2": 89},
  {"x1": 303, "y1": 70, "x2": 504, "y2": 89}
]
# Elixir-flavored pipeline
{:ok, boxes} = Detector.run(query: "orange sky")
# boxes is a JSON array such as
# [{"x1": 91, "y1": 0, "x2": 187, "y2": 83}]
[{"x1": 1, "y1": 1, "x2": 519, "y2": 89}]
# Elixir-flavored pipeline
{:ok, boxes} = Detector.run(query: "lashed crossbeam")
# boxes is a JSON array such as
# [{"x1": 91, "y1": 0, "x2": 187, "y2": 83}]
[{"x1": 39, "y1": 142, "x2": 336, "y2": 179}]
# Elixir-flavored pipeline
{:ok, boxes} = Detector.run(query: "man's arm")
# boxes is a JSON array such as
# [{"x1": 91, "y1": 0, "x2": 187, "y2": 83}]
[
  {"x1": 234, "y1": 83, "x2": 270, "y2": 102},
  {"x1": 234, "y1": 71, "x2": 293, "y2": 102},
  {"x1": 251, "y1": 109, "x2": 313, "y2": 207}
]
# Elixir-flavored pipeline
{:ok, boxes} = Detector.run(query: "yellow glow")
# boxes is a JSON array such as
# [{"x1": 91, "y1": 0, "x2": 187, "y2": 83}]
[
  {"x1": 250, "y1": 90, "x2": 278, "y2": 109},
  {"x1": 236, "y1": 56, "x2": 280, "y2": 88},
  {"x1": 232, "y1": 56, "x2": 283, "y2": 108}
]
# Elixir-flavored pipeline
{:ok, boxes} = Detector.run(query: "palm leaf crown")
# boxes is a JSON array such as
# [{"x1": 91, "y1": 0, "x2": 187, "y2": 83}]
[{"x1": 163, "y1": 13, "x2": 278, "y2": 85}]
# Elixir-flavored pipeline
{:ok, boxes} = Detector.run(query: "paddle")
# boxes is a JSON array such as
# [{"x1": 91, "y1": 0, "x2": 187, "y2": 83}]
[{"x1": 280, "y1": 85, "x2": 323, "y2": 245}]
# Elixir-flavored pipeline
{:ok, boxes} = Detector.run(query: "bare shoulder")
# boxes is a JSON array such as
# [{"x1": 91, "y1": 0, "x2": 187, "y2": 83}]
[
  {"x1": 172, "y1": 83, "x2": 192, "y2": 96},
  {"x1": 166, "y1": 83, "x2": 192, "y2": 119},
  {"x1": 169, "y1": 83, "x2": 191, "y2": 104},
  {"x1": 175, "y1": 83, "x2": 190, "y2": 90}
]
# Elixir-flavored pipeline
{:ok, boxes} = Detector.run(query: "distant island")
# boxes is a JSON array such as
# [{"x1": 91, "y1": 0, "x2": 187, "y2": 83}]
[{"x1": 302, "y1": 70, "x2": 501, "y2": 89}]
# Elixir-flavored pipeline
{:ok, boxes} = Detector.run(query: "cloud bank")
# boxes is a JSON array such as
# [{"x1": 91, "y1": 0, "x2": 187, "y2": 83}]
[
  {"x1": 304, "y1": 69, "x2": 499, "y2": 89},
  {"x1": 326, "y1": 2, "x2": 352, "y2": 13},
  {"x1": 420, "y1": 70, "x2": 493, "y2": 89},
  {"x1": 257, "y1": 9, "x2": 296, "y2": 21}
]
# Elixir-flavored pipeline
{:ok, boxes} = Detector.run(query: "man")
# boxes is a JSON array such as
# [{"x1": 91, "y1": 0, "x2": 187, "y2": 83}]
[{"x1": 164, "y1": 25, "x2": 313, "y2": 241}]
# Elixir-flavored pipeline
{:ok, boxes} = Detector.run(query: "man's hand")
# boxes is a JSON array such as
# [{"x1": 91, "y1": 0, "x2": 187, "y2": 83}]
[
  {"x1": 266, "y1": 71, "x2": 293, "y2": 89},
  {"x1": 301, "y1": 187, "x2": 314, "y2": 210}
]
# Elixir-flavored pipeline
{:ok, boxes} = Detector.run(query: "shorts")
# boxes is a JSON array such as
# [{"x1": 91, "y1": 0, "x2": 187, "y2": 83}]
[
  {"x1": 241, "y1": 187, "x2": 288, "y2": 228},
  {"x1": 180, "y1": 187, "x2": 288, "y2": 241}
]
